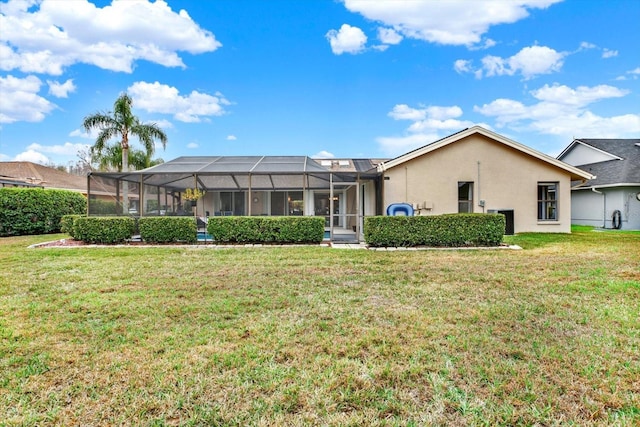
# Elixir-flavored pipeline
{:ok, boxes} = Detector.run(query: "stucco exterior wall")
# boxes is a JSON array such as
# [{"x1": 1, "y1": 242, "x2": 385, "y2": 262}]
[{"x1": 382, "y1": 134, "x2": 574, "y2": 233}]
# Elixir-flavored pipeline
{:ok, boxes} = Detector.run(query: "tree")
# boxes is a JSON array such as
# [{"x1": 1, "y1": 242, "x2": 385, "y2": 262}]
[
  {"x1": 83, "y1": 93, "x2": 167, "y2": 213},
  {"x1": 91, "y1": 143, "x2": 164, "y2": 172}
]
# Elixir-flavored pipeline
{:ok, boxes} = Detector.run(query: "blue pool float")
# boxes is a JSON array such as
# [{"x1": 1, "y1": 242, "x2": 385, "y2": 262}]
[{"x1": 386, "y1": 203, "x2": 414, "y2": 216}]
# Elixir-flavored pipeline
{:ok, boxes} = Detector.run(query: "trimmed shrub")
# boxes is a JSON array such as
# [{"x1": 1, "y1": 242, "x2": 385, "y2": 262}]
[
  {"x1": 74, "y1": 216, "x2": 136, "y2": 244},
  {"x1": 139, "y1": 217, "x2": 197, "y2": 244},
  {"x1": 60, "y1": 214, "x2": 84, "y2": 239},
  {"x1": 0, "y1": 188, "x2": 87, "y2": 236},
  {"x1": 364, "y1": 213, "x2": 505, "y2": 247},
  {"x1": 207, "y1": 216, "x2": 324, "y2": 244}
]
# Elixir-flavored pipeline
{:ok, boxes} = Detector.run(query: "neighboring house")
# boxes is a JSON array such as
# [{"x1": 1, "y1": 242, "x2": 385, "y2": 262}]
[
  {"x1": 557, "y1": 139, "x2": 640, "y2": 230},
  {"x1": 379, "y1": 126, "x2": 593, "y2": 234},
  {"x1": 0, "y1": 161, "x2": 87, "y2": 192},
  {"x1": 88, "y1": 126, "x2": 593, "y2": 240}
]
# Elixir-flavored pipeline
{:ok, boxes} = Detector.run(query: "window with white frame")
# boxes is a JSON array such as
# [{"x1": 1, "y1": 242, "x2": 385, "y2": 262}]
[{"x1": 537, "y1": 182, "x2": 558, "y2": 221}]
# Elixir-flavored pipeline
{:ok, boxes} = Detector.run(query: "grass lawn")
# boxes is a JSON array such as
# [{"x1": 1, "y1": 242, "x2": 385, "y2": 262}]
[{"x1": 1, "y1": 229, "x2": 639, "y2": 426}]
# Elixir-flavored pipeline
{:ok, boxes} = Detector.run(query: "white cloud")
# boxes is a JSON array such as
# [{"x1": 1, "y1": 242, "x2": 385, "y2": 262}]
[
  {"x1": 531, "y1": 84, "x2": 628, "y2": 106},
  {"x1": 0, "y1": 74, "x2": 56, "y2": 123},
  {"x1": 14, "y1": 149, "x2": 50, "y2": 164},
  {"x1": 616, "y1": 67, "x2": 640, "y2": 81},
  {"x1": 187, "y1": 142, "x2": 198, "y2": 149},
  {"x1": 342, "y1": 0, "x2": 561, "y2": 47},
  {"x1": 148, "y1": 119, "x2": 173, "y2": 129},
  {"x1": 26, "y1": 142, "x2": 89, "y2": 156},
  {"x1": 474, "y1": 83, "x2": 640, "y2": 138},
  {"x1": 602, "y1": 48, "x2": 618, "y2": 58},
  {"x1": 457, "y1": 45, "x2": 566, "y2": 79},
  {"x1": 579, "y1": 41, "x2": 597, "y2": 50},
  {"x1": 312, "y1": 150, "x2": 335, "y2": 159},
  {"x1": 489, "y1": 45, "x2": 565, "y2": 78},
  {"x1": 454, "y1": 59, "x2": 472, "y2": 74},
  {"x1": 468, "y1": 38, "x2": 497, "y2": 51},
  {"x1": 326, "y1": 24, "x2": 367, "y2": 55},
  {"x1": 377, "y1": 27, "x2": 403, "y2": 45},
  {"x1": 226, "y1": 135, "x2": 237, "y2": 141},
  {"x1": 0, "y1": 0, "x2": 221, "y2": 75},
  {"x1": 47, "y1": 78, "x2": 75, "y2": 98},
  {"x1": 388, "y1": 104, "x2": 464, "y2": 122},
  {"x1": 69, "y1": 128, "x2": 99, "y2": 139},
  {"x1": 127, "y1": 81, "x2": 230, "y2": 123},
  {"x1": 379, "y1": 104, "x2": 475, "y2": 155}
]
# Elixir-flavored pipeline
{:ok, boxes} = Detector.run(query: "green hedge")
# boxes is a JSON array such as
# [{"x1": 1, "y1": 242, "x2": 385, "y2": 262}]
[
  {"x1": 207, "y1": 216, "x2": 324, "y2": 244},
  {"x1": 139, "y1": 217, "x2": 197, "y2": 244},
  {"x1": 60, "y1": 214, "x2": 84, "y2": 239},
  {"x1": 88, "y1": 199, "x2": 118, "y2": 215},
  {"x1": 0, "y1": 188, "x2": 87, "y2": 236},
  {"x1": 73, "y1": 217, "x2": 136, "y2": 244},
  {"x1": 364, "y1": 213, "x2": 505, "y2": 247}
]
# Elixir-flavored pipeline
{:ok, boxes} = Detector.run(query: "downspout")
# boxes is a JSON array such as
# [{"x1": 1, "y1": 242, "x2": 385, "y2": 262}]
[
  {"x1": 592, "y1": 187, "x2": 605, "y2": 228},
  {"x1": 405, "y1": 166, "x2": 408, "y2": 203},
  {"x1": 477, "y1": 161, "x2": 484, "y2": 213}
]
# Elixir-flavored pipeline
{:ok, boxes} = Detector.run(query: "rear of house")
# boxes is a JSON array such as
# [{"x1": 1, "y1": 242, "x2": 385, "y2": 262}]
[{"x1": 379, "y1": 127, "x2": 593, "y2": 234}]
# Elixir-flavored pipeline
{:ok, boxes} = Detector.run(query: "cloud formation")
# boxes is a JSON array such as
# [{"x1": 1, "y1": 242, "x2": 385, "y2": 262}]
[
  {"x1": 475, "y1": 83, "x2": 640, "y2": 138},
  {"x1": 14, "y1": 149, "x2": 50, "y2": 164},
  {"x1": 342, "y1": 0, "x2": 561, "y2": 47},
  {"x1": 378, "y1": 104, "x2": 476, "y2": 155},
  {"x1": 0, "y1": 75, "x2": 55, "y2": 123},
  {"x1": 47, "y1": 79, "x2": 76, "y2": 98},
  {"x1": 128, "y1": 81, "x2": 230, "y2": 123},
  {"x1": 326, "y1": 24, "x2": 367, "y2": 55},
  {"x1": 0, "y1": 0, "x2": 221, "y2": 75},
  {"x1": 456, "y1": 45, "x2": 567, "y2": 79}
]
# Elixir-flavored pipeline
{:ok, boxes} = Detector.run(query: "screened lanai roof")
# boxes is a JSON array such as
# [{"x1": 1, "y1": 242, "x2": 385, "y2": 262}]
[{"x1": 89, "y1": 156, "x2": 381, "y2": 191}]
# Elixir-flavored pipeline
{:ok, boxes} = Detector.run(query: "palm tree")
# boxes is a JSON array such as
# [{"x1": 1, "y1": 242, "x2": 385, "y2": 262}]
[
  {"x1": 83, "y1": 93, "x2": 167, "y2": 213},
  {"x1": 91, "y1": 143, "x2": 164, "y2": 172}
]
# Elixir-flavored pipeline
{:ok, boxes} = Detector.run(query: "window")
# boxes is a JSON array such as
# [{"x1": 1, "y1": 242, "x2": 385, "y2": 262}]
[
  {"x1": 220, "y1": 192, "x2": 245, "y2": 215},
  {"x1": 458, "y1": 182, "x2": 474, "y2": 213},
  {"x1": 538, "y1": 183, "x2": 558, "y2": 221}
]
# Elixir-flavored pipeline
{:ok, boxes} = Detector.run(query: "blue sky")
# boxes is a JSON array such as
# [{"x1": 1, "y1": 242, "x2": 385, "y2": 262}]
[{"x1": 1, "y1": 0, "x2": 639, "y2": 168}]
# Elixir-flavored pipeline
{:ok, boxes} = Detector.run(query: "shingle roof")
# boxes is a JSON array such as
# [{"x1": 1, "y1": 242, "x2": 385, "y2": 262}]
[
  {"x1": 571, "y1": 139, "x2": 640, "y2": 187},
  {"x1": 0, "y1": 162, "x2": 87, "y2": 192}
]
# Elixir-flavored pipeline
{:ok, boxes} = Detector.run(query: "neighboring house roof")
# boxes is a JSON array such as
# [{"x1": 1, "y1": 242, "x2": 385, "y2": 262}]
[
  {"x1": 0, "y1": 161, "x2": 87, "y2": 192},
  {"x1": 558, "y1": 139, "x2": 640, "y2": 188},
  {"x1": 378, "y1": 126, "x2": 594, "y2": 181}
]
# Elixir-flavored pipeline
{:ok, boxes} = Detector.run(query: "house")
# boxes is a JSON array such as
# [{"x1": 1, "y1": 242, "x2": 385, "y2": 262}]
[
  {"x1": 0, "y1": 161, "x2": 87, "y2": 192},
  {"x1": 378, "y1": 126, "x2": 593, "y2": 234},
  {"x1": 0, "y1": 162, "x2": 118, "y2": 207},
  {"x1": 557, "y1": 139, "x2": 640, "y2": 230},
  {"x1": 88, "y1": 126, "x2": 593, "y2": 240}
]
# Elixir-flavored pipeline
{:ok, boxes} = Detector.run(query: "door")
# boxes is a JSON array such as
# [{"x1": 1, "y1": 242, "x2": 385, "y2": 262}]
[{"x1": 313, "y1": 192, "x2": 342, "y2": 227}]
